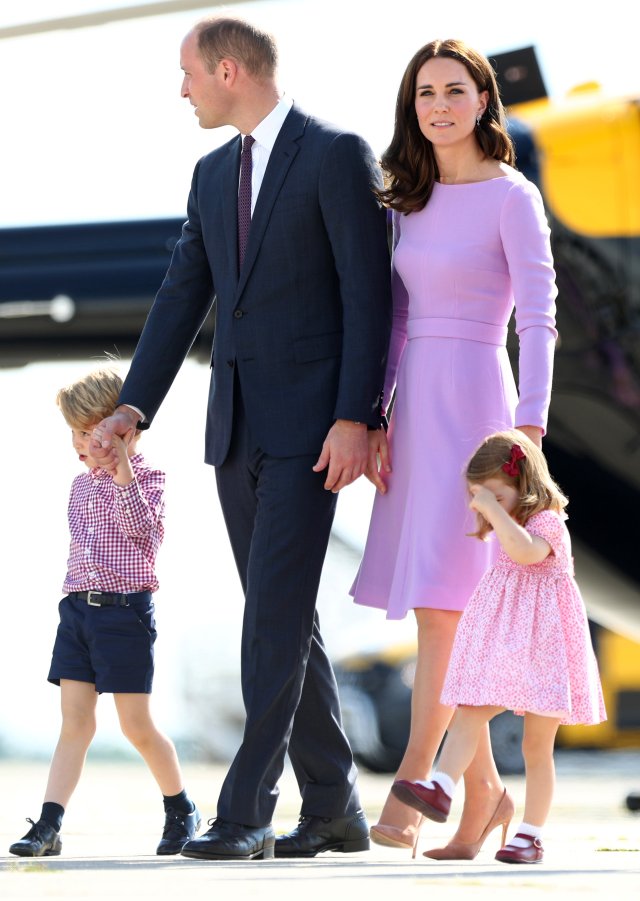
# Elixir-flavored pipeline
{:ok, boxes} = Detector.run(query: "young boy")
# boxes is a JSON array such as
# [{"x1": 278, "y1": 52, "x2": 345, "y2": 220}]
[{"x1": 9, "y1": 367, "x2": 200, "y2": 857}]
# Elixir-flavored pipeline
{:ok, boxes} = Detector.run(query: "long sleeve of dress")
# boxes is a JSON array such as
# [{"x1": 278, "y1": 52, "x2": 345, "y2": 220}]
[
  {"x1": 383, "y1": 211, "x2": 409, "y2": 410},
  {"x1": 500, "y1": 180, "x2": 558, "y2": 433}
]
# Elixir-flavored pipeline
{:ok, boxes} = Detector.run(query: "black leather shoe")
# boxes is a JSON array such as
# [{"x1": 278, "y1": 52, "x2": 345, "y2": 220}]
[
  {"x1": 9, "y1": 818, "x2": 62, "y2": 857},
  {"x1": 275, "y1": 808, "x2": 369, "y2": 857},
  {"x1": 180, "y1": 818, "x2": 275, "y2": 860},
  {"x1": 157, "y1": 806, "x2": 202, "y2": 855}
]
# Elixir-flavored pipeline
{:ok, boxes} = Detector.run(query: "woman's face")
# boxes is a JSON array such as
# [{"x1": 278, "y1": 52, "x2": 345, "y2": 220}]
[{"x1": 414, "y1": 56, "x2": 488, "y2": 149}]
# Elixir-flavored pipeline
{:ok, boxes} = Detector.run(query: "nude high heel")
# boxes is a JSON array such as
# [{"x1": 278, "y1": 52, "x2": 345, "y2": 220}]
[
  {"x1": 423, "y1": 788, "x2": 515, "y2": 861},
  {"x1": 370, "y1": 818, "x2": 425, "y2": 859}
]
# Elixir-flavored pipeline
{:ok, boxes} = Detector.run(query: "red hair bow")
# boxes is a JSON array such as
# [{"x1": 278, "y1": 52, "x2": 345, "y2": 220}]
[{"x1": 502, "y1": 443, "x2": 526, "y2": 477}]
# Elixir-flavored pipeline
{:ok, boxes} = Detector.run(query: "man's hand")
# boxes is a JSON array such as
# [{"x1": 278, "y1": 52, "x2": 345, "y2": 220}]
[
  {"x1": 312, "y1": 419, "x2": 368, "y2": 493},
  {"x1": 89, "y1": 406, "x2": 140, "y2": 474},
  {"x1": 364, "y1": 428, "x2": 392, "y2": 494}
]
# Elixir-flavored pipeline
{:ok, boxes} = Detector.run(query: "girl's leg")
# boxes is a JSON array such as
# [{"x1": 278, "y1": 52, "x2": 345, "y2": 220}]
[
  {"x1": 375, "y1": 609, "x2": 461, "y2": 831},
  {"x1": 435, "y1": 705, "x2": 502, "y2": 785},
  {"x1": 447, "y1": 720, "x2": 507, "y2": 843},
  {"x1": 113, "y1": 693, "x2": 183, "y2": 795},
  {"x1": 377, "y1": 609, "x2": 507, "y2": 844},
  {"x1": 44, "y1": 679, "x2": 98, "y2": 807},
  {"x1": 520, "y1": 713, "x2": 562, "y2": 829}
]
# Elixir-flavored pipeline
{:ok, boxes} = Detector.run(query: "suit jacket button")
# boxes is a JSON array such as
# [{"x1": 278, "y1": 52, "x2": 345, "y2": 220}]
[
  {"x1": 227, "y1": 359, "x2": 234, "y2": 368},
  {"x1": 234, "y1": 309, "x2": 244, "y2": 319}
]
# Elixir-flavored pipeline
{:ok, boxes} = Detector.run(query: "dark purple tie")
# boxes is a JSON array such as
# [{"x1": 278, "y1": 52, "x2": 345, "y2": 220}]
[{"x1": 238, "y1": 134, "x2": 255, "y2": 269}]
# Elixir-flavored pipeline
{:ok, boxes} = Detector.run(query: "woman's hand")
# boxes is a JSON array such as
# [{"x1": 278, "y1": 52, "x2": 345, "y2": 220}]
[
  {"x1": 365, "y1": 428, "x2": 392, "y2": 494},
  {"x1": 516, "y1": 424, "x2": 543, "y2": 449}
]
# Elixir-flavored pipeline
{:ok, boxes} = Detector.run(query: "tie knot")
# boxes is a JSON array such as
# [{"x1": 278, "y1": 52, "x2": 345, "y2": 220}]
[{"x1": 242, "y1": 134, "x2": 255, "y2": 154}]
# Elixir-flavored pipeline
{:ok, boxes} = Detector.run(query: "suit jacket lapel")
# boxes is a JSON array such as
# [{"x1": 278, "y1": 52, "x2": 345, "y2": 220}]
[
  {"x1": 236, "y1": 106, "x2": 306, "y2": 297},
  {"x1": 221, "y1": 135, "x2": 242, "y2": 281}
]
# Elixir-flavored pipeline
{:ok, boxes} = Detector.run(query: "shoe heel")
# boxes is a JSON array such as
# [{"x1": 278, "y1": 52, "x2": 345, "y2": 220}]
[
  {"x1": 259, "y1": 843, "x2": 275, "y2": 860},
  {"x1": 335, "y1": 837, "x2": 370, "y2": 853},
  {"x1": 500, "y1": 820, "x2": 511, "y2": 848}
]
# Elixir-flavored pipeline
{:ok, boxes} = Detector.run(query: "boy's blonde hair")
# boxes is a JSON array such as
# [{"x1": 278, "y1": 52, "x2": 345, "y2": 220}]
[
  {"x1": 465, "y1": 429, "x2": 568, "y2": 540},
  {"x1": 56, "y1": 368, "x2": 123, "y2": 430}
]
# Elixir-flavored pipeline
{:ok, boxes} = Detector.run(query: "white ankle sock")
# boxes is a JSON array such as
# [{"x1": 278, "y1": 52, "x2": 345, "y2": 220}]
[
  {"x1": 508, "y1": 821, "x2": 543, "y2": 847},
  {"x1": 415, "y1": 771, "x2": 457, "y2": 800}
]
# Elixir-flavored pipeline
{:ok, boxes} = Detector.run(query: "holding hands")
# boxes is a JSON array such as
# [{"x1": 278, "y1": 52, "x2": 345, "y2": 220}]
[
  {"x1": 312, "y1": 420, "x2": 393, "y2": 494},
  {"x1": 89, "y1": 406, "x2": 140, "y2": 474}
]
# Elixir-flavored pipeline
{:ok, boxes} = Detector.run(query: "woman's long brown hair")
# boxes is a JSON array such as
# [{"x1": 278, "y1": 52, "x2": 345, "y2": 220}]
[{"x1": 378, "y1": 39, "x2": 515, "y2": 214}]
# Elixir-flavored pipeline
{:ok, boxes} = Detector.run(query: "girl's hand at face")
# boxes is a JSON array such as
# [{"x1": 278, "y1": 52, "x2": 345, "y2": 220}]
[{"x1": 469, "y1": 483, "x2": 500, "y2": 516}]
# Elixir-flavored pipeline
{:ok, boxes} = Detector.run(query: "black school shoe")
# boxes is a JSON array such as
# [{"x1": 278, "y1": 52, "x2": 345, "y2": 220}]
[
  {"x1": 157, "y1": 806, "x2": 202, "y2": 855},
  {"x1": 10, "y1": 818, "x2": 62, "y2": 857}
]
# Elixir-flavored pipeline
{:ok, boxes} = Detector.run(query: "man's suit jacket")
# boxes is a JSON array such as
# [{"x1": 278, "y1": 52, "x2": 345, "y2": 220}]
[{"x1": 120, "y1": 104, "x2": 391, "y2": 464}]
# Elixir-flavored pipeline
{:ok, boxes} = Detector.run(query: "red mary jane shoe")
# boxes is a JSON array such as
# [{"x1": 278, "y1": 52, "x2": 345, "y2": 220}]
[
  {"x1": 495, "y1": 833, "x2": 544, "y2": 864},
  {"x1": 390, "y1": 780, "x2": 451, "y2": 823}
]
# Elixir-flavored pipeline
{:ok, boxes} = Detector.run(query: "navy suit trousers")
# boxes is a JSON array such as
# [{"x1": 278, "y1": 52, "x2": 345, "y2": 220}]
[{"x1": 214, "y1": 392, "x2": 360, "y2": 826}]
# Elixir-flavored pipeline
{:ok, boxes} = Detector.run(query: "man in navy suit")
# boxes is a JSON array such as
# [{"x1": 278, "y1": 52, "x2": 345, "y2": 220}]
[{"x1": 91, "y1": 16, "x2": 391, "y2": 861}]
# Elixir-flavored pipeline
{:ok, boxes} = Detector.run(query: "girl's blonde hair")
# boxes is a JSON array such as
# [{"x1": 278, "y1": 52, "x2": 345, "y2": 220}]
[
  {"x1": 465, "y1": 429, "x2": 568, "y2": 540},
  {"x1": 56, "y1": 367, "x2": 123, "y2": 430}
]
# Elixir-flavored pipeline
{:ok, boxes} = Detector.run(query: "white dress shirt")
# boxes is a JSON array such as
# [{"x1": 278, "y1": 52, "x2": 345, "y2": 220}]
[{"x1": 242, "y1": 94, "x2": 293, "y2": 214}]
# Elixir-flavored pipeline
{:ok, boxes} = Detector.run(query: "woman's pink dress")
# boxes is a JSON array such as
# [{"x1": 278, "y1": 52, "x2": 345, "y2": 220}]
[
  {"x1": 441, "y1": 510, "x2": 606, "y2": 725},
  {"x1": 351, "y1": 171, "x2": 557, "y2": 618}
]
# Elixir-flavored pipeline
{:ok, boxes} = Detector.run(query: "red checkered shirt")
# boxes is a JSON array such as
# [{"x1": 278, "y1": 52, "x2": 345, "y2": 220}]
[{"x1": 63, "y1": 453, "x2": 165, "y2": 594}]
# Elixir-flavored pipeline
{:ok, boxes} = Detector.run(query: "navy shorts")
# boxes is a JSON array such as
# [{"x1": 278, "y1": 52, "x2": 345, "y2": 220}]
[{"x1": 48, "y1": 593, "x2": 157, "y2": 693}]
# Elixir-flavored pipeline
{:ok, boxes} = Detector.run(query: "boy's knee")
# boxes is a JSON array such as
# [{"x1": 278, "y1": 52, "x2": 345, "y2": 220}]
[
  {"x1": 120, "y1": 720, "x2": 159, "y2": 749},
  {"x1": 61, "y1": 714, "x2": 96, "y2": 742}
]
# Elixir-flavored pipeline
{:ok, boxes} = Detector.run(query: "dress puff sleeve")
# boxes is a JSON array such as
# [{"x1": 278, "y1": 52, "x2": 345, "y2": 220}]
[
  {"x1": 525, "y1": 509, "x2": 567, "y2": 557},
  {"x1": 500, "y1": 180, "x2": 558, "y2": 434},
  {"x1": 382, "y1": 210, "x2": 409, "y2": 411}
]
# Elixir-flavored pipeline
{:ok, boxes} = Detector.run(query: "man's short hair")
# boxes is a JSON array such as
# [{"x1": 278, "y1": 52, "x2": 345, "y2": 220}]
[{"x1": 195, "y1": 16, "x2": 278, "y2": 80}]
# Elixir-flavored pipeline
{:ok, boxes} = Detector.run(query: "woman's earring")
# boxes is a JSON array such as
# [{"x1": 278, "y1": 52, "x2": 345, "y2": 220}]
[{"x1": 476, "y1": 113, "x2": 482, "y2": 127}]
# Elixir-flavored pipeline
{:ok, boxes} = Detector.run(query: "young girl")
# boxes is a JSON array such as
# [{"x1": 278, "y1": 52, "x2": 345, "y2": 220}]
[{"x1": 392, "y1": 429, "x2": 606, "y2": 863}]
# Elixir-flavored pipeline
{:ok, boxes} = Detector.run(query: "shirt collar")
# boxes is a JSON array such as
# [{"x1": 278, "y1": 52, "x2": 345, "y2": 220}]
[{"x1": 244, "y1": 95, "x2": 293, "y2": 154}]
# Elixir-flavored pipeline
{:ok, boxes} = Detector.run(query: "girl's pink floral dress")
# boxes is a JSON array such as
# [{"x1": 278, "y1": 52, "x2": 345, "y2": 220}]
[{"x1": 441, "y1": 510, "x2": 606, "y2": 724}]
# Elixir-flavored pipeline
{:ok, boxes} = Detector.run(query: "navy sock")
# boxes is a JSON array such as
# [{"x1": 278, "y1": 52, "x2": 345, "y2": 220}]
[
  {"x1": 163, "y1": 789, "x2": 194, "y2": 815},
  {"x1": 40, "y1": 802, "x2": 65, "y2": 833}
]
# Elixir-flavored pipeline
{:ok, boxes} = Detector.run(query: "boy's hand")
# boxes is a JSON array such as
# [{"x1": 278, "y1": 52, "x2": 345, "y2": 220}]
[{"x1": 111, "y1": 435, "x2": 135, "y2": 487}]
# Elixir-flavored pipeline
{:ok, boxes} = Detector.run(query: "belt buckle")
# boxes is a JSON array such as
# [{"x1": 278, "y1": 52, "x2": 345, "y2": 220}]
[{"x1": 86, "y1": 591, "x2": 103, "y2": 607}]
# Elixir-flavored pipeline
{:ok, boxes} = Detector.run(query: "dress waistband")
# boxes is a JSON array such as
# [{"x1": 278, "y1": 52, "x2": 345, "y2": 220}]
[{"x1": 407, "y1": 317, "x2": 508, "y2": 346}]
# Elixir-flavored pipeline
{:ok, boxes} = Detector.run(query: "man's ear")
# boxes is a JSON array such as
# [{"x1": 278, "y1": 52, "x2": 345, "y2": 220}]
[{"x1": 220, "y1": 58, "x2": 238, "y2": 84}]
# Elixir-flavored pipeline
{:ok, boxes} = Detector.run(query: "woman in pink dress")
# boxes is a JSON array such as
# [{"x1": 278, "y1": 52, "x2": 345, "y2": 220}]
[
  {"x1": 351, "y1": 39, "x2": 558, "y2": 857},
  {"x1": 392, "y1": 431, "x2": 606, "y2": 864}
]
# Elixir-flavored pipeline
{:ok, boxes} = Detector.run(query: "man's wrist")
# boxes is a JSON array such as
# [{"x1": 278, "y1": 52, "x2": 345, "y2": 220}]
[
  {"x1": 116, "y1": 405, "x2": 148, "y2": 431},
  {"x1": 336, "y1": 419, "x2": 366, "y2": 428}
]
